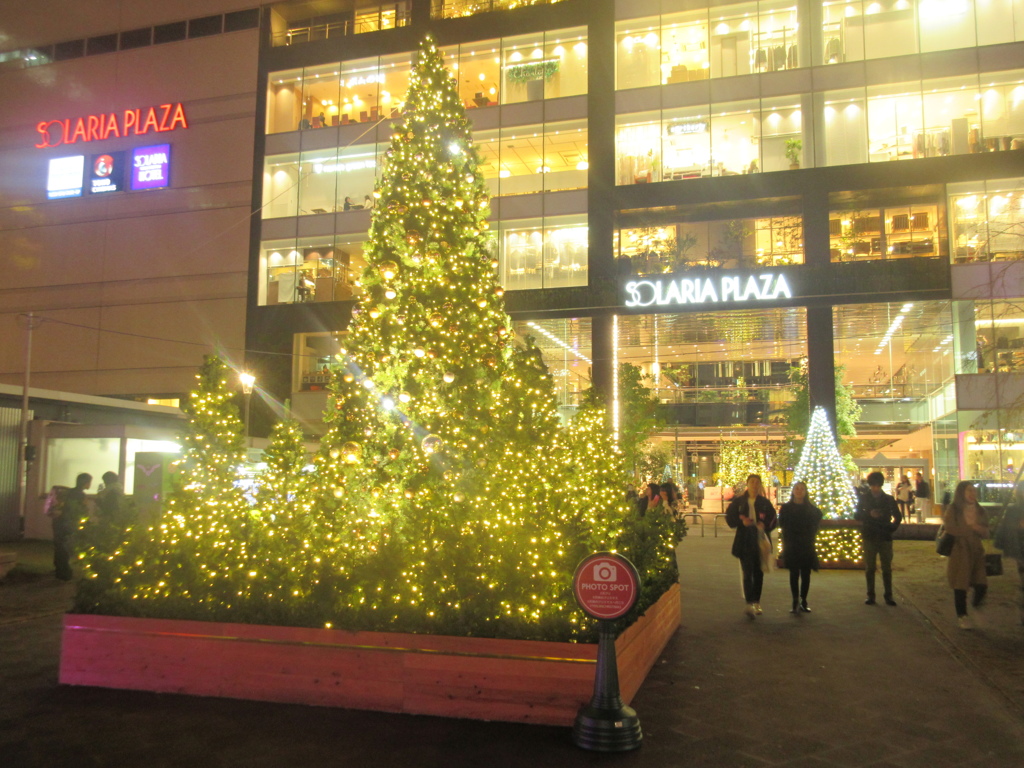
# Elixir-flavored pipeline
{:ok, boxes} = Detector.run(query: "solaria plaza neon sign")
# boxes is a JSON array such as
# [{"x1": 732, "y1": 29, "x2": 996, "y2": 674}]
[
  {"x1": 35, "y1": 103, "x2": 188, "y2": 148},
  {"x1": 624, "y1": 273, "x2": 793, "y2": 308}
]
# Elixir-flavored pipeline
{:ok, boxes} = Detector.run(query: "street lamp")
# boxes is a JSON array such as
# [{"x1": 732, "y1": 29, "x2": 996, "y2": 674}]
[{"x1": 239, "y1": 372, "x2": 255, "y2": 453}]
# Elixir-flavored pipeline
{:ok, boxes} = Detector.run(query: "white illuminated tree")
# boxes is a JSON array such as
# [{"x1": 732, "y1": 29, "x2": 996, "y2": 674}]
[{"x1": 793, "y1": 407, "x2": 857, "y2": 519}]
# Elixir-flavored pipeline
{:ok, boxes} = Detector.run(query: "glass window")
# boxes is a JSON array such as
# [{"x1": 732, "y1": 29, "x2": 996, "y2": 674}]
[
  {"x1": 513, "y1": 318, "x2": 592, "y2": 412},
  {"x1": 294, "y1": 332, "x2": 345, "y2": 392},
  {"x1": 616, "y1": 112, "x2": 661, "y2": 185},
  {"x1": 543, "y1": 119, "x2": 588, "y2": 192},
  {"x1": 980, "y1": 71, "x2": 1024, "y2": 152},
  {"x1": 501, "y1": 29, "x2": 586, "y2": 104},
  {"x1": 298, "y1": 149, "x2": 340, "y2": 214},
  {"x1": 867, "y1": 83, "x2": 923, "y2": 162},
  {"x1": 760, "y1": 97, "x2": 802, "y2": 172},
  {"x1": 260, "y1": 236, "x2": 366, "y2": 306},
  {"x1": 709, "y1": 3, "x2": 758, "y2": 79},
  {"x1": 616, "y1": 211, "x2": 803, "y2": 274},
  {"x1": 711, "y1": 100, "x2": 760, "y2": 176},
  {"x1": 821, "y1": 1, "x2": 864, "y2": 64},
  {"x1": 263, "y1": 153, "x2": 300, "y2": 218},
  {"x1": 433, "y1": 0, "x2": 569, "y2": 18},
  {"x1": 662, "y1": 107, "x2": 713, "y2": 180},
  {"x1": 616, "y1": 15, "x2": 663, "y2": 90},
  {"x1": 949, "y1": 179, "x2": 1024, "y2": 263},
  {"x1": 922, "y1": 75, "x2": 981, "y2": 157},
  {"x1": 919, "y1": 0, "x2": 976, "y2": 52},
  {"x1": 302, "y1": 63, "x2": 342, "y2": 129},
  {"x1": 474, "y1": 121, "x2": 588, "y2": 196},
  {"x1": 863, "y1": 0, "x2": 918, "y2": 59},
  {"x1": 267, "y1": 67, "x2": 303, "y2": 134},
  {"x1": 828, "y1": 201, "x2": 943, "y2": 260},
  {"x1": 751, "y1": 2, "x2": 800, "y2": 72},
  {"x1": 500, "y1": 215, "x2": 588, "y2": 290},
  {"x1": 834, "y1": 301, "x2": 954, "y2": 421},
  {"x1": 661, "y1": 9, "x2": 711, "y2": 84},
  {"x1": 977, "y1": 0, "x2": 1018, "y2": 46},
  {"x1": 451, "y1": 39, "x2": 501, "y2": 108},
  {"x1": 823, "y1": 88, "x2": 869, "y2": 166}
]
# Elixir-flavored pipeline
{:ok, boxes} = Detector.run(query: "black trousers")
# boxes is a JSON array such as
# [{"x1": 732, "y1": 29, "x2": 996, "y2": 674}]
[
  {"x1": 740, "y1": 557, "x2": 764, "y2": 603},
  {"x1": 953, "y1": 584, "x2": 987, "y2": 617},
  {"x1": 789, "y1": 568, "x2": 811, "y2": 600},
  {"x1": 52, "y1": 527, "x2": 73, "y2": 581}
]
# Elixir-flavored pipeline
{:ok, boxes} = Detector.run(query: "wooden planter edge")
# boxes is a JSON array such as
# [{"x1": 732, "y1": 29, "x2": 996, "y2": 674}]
[{"x1": 60, "y1": 583, "x2": 680, "y2": 726}]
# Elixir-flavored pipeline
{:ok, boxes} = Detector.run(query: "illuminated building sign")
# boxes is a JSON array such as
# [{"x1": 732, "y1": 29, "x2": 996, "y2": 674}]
[
  {"x1": 88, "y1": 151, "x2": 125, "y2": 194},
  {"x1": 46, "y1": 155, "x2": 85, "y2": 199},
  {"x1": 623, "y1": 273, "x2": 794, "y2": 308},
  {"x1": 35, "y1": 103, "x2": 188, "y2": 148},
  {"x1": 131, "y1": 144, "x2": 171, "y2": 190}
]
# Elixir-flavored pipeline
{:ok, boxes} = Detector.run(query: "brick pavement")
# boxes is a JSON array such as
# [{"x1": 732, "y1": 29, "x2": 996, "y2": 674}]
[{"x1": 1, "y1": 536, "x2": 1023, "y2": 767}]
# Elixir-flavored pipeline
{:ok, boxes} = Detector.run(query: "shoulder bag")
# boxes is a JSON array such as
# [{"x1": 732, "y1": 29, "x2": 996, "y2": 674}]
[{"x1": 935, "y1": 525, "x2": 955, "y2": 557}]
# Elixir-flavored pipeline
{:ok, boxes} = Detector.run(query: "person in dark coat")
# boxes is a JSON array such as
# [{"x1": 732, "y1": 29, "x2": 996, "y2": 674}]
[
  {"x1": 779, "y1": 481, "x2": 823, "y2": 614},
  {"x1": 854, "y1": 471, "x2": 902, "y2": 606},
  {"x1": 994, "y1": 481, "x2": 1024, "y2": 626},
  {"x1": 52, "y1": 472, "x2": 92, "y2": 581},
  {"x1": 725, "y1": 474, "x2": 778, "y2": 618}
]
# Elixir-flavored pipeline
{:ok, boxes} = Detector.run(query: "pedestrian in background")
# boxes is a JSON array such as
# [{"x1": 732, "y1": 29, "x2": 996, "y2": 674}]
[
  {"x1": 894, "y1": 474, "x2": 914, "y2": 519},
  {"x1": 944, "y1": 481, "x2": 989, "y2": 630},
  {"x1": 779, "y1": 481, "x2": 823, "y2": 614},
  {"x1": 49, "y1": 472, "x2": 92, "y2": 581},
  {"x1": 854, "y1": 471, "x2": 902, "y2": 606},
  {"x1": 914, "y1": 471, "x2": 932, "y2": 522},
  {"x1": 726, "y1": 474, "x2": 777, "y2": 618},
  {"x1": 994, "y1": 482, "x2": 1024, "y2": 626}
]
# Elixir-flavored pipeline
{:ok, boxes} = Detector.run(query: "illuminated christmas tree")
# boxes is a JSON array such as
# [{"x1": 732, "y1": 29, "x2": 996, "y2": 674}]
[
  {"x1": 717, "y1": 440, "x2": 768, "y2": 490},
  {"x1": 793, "y1": 406, "x2": 857, "y2": 519},
  {"x1": 110, "y1": 355, "x2": 256, "y2": 616},
  {"x1": 309, "y1": 36, "x2": 632, "y2": 638}
]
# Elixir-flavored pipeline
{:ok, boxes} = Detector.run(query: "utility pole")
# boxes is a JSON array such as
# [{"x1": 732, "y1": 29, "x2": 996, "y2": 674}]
[{"x1": 14, "y1": 313, "x2": 42, "y2": 538}]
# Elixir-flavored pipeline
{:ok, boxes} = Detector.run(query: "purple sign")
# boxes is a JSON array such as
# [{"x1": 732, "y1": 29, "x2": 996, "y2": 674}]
[{"x1": 130, "y1": 143, "x2": 171, "y2": 190}]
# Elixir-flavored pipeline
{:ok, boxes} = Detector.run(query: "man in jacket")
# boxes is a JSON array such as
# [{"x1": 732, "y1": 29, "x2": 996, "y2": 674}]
[
  {"x1": 914, "y1": 471, "x2": 932, "y2": 522},
  {"x1": 854, "y1": 471, "x2": 902, "y2": 606}
]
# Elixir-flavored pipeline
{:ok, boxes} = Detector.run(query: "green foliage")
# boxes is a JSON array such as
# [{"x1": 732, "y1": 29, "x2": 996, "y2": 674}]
[{"x1": 718, "y1": 440, "x2": 768, "y2": 490}]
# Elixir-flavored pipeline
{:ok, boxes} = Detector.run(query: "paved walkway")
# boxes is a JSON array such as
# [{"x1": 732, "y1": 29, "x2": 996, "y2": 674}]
[{"x1": 1, "y1": 536, "x2": 1023, "y2": 767}]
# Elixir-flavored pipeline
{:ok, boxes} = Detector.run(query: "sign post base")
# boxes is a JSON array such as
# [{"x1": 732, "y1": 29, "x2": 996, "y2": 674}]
[{"x1": 572, "y1": 619, "x2": 642, "y2": 752}]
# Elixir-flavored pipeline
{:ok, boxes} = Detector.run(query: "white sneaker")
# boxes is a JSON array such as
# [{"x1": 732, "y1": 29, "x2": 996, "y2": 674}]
[
  {"x1": 958, "y1": 616, "x2": 973, "y2": 630},
  {"x1": 754, "y1": 603, "x2": 763, "y2": 615}
]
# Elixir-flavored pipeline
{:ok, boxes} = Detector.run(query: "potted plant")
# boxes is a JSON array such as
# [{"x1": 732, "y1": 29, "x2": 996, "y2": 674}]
[{"x1": 785, "y1": 138, "x2": 802, "y2": 170}]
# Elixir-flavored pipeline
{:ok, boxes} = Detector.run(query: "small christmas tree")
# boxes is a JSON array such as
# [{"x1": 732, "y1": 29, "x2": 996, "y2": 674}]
[
  {"x1": 793, "y1": 406, "x2": 857, "y2": 519},
  {"x1": 717, "y1": 440, "x2": 768, "y2": 491},
  {"x1": 110, "y1": 356, "x2": 255, "y2": 617}
]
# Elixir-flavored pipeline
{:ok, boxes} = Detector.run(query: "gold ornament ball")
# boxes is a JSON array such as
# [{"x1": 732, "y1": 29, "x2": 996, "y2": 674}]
[
  {"x1": 329, "y1": 447, "x2": 341, "y2": 459},
  {"x1": 443, "y1": 470, "x2": 454, "y2": 482},
  {"x1": 379, "y1": 260, "x2": 399, "y2": 280},
  {"x1": 453, "y1": 492, "x2": 465, "y2": 503},
  {"x1": 429, "y1": 314, "x2": 443, "y2": 327},
  {"x1": 443, "y1": 371, "x2": 455, "y2": 383},
  {"x1": 421, "y1": 434, "x2": 442, "y2": 454},
  {"x1": 341, "y1": 441, "x2": 362, "y2": 463},
  {"x1": 388, "y1": 448, "x2": 400, "y2": 460}
]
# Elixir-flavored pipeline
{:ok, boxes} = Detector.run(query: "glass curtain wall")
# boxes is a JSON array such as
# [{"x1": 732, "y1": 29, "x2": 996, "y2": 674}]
[
  {"x1": 949, "y1": 178, "x2": 1024, "y2": 263},
  {"x1": 475, "y1": 120, "x2": 588, "y2": 195},
  {"x1": 615, "y1": 308, "x2": 806, "y2": 427},
  {"x1": 499, "y1": 215, "x2": 588, "y2": 290}
]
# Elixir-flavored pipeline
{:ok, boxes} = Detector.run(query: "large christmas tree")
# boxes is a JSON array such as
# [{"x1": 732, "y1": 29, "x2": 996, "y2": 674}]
[{"x1": 74, "y1": 38, "x2": 678, "y2": 641}]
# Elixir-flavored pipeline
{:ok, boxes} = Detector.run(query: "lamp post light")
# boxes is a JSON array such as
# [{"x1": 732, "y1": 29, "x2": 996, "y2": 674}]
[{"x1": 239, "y1": 372, "x2": 255, "y2": 454}]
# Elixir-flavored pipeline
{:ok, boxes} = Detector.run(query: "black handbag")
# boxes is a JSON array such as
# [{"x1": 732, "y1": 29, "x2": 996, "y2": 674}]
[
  {"x1": 936, "y1": 526, "x2": 955, "y2": 557},
  {"x1": 985, "y1": 553, "x2": 1003, "y2": 576}
]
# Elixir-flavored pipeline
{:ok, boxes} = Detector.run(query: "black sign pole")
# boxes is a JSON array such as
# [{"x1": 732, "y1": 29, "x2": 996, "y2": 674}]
[{"x1": 572, "y1": 618, "x2": 642, "y2": 751}]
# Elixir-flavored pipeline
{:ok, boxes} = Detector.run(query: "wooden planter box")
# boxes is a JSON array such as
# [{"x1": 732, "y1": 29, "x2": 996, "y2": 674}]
[{"x1": 60, "y1": 583, "x2": 680, "y2": 726}]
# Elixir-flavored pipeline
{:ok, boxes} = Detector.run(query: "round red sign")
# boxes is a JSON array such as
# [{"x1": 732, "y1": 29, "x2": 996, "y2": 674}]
[{"x1": 572, "y1": 552, "x2": 640, "y2": 620}]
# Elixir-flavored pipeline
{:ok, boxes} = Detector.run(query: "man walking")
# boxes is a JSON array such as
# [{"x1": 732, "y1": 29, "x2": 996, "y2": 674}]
[{"x1": 854, "y1": 471, "x2": 902, "y2": 606}]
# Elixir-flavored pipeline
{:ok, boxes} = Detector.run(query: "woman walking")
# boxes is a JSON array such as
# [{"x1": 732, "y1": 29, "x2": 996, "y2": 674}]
[
  {"x1": 894, "y1": 474, "x2": 914, "y2": 519},
  {"x1": 779, "y1": 481, "x2": 823, "y2": 614},
  {"x1": 942, "y1": 481, "x2": 989, "y2": 630},
  {"x1": 726, "y1": 474, "x2": 778, "y2": 617}
]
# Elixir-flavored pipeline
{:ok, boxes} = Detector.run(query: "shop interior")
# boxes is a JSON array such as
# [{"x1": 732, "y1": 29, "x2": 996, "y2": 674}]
[{"x1": 262, "y1": 238, "x2": 366, "y2": 305}]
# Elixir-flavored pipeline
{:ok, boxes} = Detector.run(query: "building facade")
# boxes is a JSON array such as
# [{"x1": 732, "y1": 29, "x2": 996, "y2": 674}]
[{"x1": 248, "y1": 0, "x2": 1024, "y2": 499}]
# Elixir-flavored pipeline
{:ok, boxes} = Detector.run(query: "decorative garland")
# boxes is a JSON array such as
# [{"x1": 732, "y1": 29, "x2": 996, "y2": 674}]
[{"x1": 505, "y1": 58, "x2": 560, "y2": 85}]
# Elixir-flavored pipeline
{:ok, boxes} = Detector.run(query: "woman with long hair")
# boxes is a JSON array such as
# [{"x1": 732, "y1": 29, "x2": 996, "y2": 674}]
[
  {"x1": 942, "y1": 481, "x2": 989, "y2": 630},
  {"x1": 725, "y1": 474, "x2": 778, "y2": 617},
  {"x1": 779, "y1": 481, "x2": 823, "y2": 614}
]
